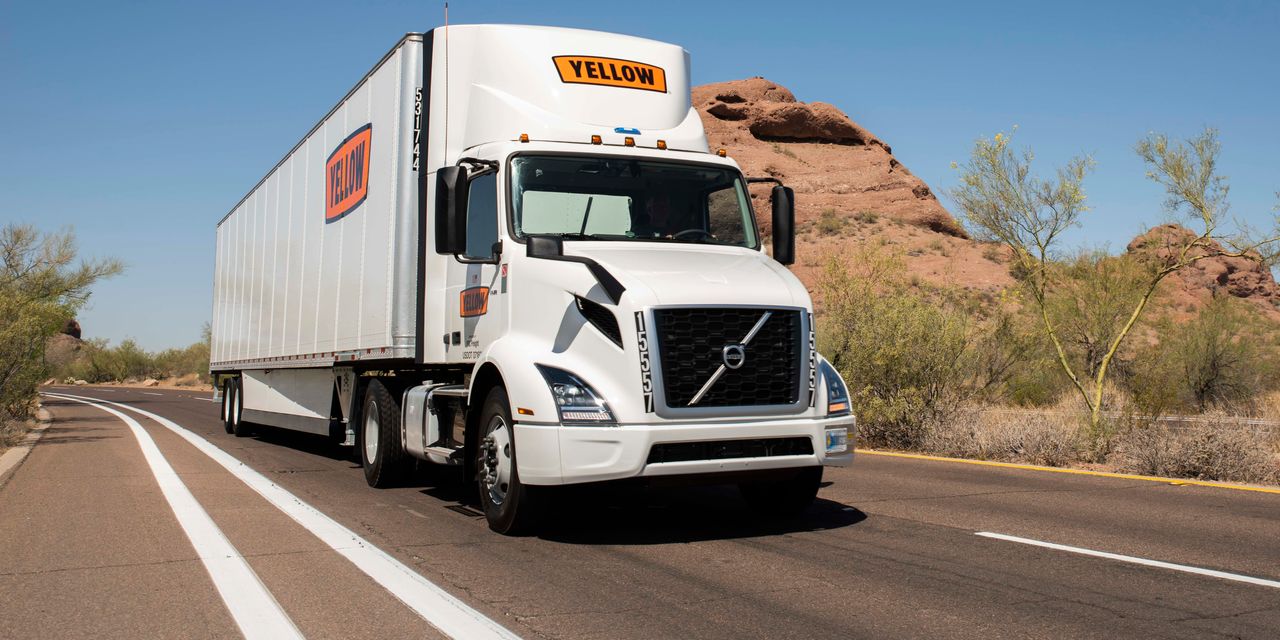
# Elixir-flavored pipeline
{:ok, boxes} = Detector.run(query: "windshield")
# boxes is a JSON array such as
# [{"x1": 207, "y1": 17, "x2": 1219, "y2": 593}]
[{"x1": 509, "y1": 155, "x2": 759, "y2": 248}]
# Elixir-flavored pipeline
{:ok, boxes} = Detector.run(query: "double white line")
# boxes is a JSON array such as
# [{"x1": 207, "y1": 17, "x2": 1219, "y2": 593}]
[{"x1": 44, "y1": 392, "x2": 520, "y2": 640}]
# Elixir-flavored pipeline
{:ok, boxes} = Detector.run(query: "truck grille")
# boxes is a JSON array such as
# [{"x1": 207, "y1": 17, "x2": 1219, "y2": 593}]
[{"x1": 652, "y1": 308, "x2": 801, "y2": 407}]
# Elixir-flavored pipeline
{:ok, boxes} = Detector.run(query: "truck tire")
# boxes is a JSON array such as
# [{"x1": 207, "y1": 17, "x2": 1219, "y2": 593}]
[
  {"x1": 221, "y1": 379, "x2": 234, "y2": 434},
  {"x1": 227, "y1": 377, "x2": 253, "y2": 437},
  {"x1": 476, "y1": 385, "x2": 540, "y2": 535},
  {"x1": 739, "y1": 466, "x2": 822, "y2": 517},
  {"x1": 360, "y1": 379, "x2": 409, "y2": 488}
]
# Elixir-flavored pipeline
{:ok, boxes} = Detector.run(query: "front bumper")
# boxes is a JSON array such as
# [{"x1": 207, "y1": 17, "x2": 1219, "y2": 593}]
[{"x1": 513, "y1": 414, "x2": 855, "y2": 486}]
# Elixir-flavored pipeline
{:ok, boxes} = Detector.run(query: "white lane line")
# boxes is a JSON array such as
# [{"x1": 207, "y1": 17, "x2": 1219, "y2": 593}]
[
  {"x1": 47, "y1": 394, "x2": 304, "y2": 639},
  {"x1": 47, "y1": 392, "x2": 521, "y2": 640},
  {"x1": 195, "y1": 398, "x2": 219, "y2": 403},
  {"x1": 976, "y1": 531, "x2": 1280, "y2": 590},
  {"x1": 142, "y1": 392, "x2": 164, "y2": 396}
]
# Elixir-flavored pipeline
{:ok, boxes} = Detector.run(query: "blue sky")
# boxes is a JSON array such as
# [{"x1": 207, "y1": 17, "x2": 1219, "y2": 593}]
[{"x1": 2, "y1": 1, "x2": 1277, "y2": 350}]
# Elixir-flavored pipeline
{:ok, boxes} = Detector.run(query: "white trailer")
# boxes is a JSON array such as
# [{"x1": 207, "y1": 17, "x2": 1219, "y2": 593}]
[{"x1": 211, "y1": 25, "x2": 854, "y2": 534}]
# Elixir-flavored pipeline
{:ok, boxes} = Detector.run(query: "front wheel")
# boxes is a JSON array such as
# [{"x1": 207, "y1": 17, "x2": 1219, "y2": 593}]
[
  {"x1": 476, "y1": 386, "x2": 540, "y2": 535},
  {"x1": 739, "y1": 466, "x2": 822, "y2": 517}
]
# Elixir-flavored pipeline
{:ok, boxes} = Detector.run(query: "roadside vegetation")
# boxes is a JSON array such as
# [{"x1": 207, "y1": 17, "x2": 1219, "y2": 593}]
[
  {"x1": 52, "y1": 328, "x2": 212, "y2": 387},
  {"x1": 0, "y1": 224, "x2": 121, "y2": 448},
  {"x1": 820, "y1": 128, "x2": 1280, "y2": 484}
]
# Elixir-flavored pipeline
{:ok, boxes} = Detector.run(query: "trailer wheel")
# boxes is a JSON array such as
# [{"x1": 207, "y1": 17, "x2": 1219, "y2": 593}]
[
  {"x1": 227, "y1": 377, "x2": 253, "y2": 437},
  {"x1": 221, "y1": 379, "x2": 234, "y2": 434},
  {"x1": 360, "y1": 379, "x2": 408, "y2": 488},
  {"x1": 739, "y1": 466, "x2": 822, "y2": 517},
  {"x1": 476, "y1": 385, "x2": 540, "y2": 535}
]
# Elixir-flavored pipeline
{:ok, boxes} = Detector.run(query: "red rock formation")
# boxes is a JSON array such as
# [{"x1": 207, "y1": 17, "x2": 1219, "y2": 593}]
[
  {"x1": 1127, "y1": 224, "x2": 1280, "y2": 312},
  {"x1": 694, "y1": 77, "x2": 967, "y2": 239}
]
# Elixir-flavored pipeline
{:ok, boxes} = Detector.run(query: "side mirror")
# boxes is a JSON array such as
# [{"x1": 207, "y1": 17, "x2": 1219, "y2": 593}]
[
  {"x1": 435, "y1": 166, "x2": 468, "y2": 255},
  {"x1": 771, "y1": 185, "x2": 796, "y2": 266},
  {"x1": 526, "y1": 235, "x2": 565, "y2": 258}
]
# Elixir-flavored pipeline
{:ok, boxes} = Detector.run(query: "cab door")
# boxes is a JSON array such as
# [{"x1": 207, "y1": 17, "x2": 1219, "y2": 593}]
[{"x1": 444, "y1": 171, "x2": 505, "y2": 363}]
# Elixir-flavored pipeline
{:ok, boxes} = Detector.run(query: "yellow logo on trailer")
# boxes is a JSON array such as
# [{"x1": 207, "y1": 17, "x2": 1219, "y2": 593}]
[{"x1": 552, "y1": 56, "x2": 667, "y2": 93}]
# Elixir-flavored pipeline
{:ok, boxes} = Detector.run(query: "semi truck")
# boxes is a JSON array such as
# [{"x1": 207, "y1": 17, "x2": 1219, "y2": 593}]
[{"x1": 210, "y1": 24, "x2": 854, "y2": 534}]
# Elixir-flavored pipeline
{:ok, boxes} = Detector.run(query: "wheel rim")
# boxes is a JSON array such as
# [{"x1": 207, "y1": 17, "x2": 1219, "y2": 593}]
[
  {"x1": 231, "y1": 386, "x2": 241, "y2": 426},
  {"x1": 363, "y1": 400, "x2": 380, "y2": 464},
  {"x1": 480, "y1": 415, "x2": 512, "y2": 506}
]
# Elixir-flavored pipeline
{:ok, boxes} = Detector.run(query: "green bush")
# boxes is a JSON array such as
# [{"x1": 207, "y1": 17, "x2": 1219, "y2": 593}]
[
  {"x1": 52, "y1": 325, "x2": 212, "y2": 386},
  {"x1": 1128, "y1": 295, "x2": 1277, "y2": 416},
  {"x1": 816, "y1": 209, "x2": 845, "y2": 236},
  {"x1": 817, "y1": 247, "x2": 975, "y2": 449},
  {"x1": 0, "y1": 224, "x2": 121, "y2": 445}
]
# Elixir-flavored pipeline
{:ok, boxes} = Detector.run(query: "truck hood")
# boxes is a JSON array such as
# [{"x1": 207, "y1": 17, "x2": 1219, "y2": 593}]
[{"x1": 566, "y1": 243, "x2": 810, "y2": 308}]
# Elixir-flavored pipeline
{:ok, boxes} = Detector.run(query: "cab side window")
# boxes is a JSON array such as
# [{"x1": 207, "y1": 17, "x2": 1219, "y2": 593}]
[{"x1": 465, "y1": 172, "x2": 498, "y2": 260}]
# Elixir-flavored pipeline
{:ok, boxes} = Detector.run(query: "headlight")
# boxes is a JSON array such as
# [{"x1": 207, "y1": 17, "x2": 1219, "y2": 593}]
[
  {"x1": 820, "y1": 360, "x2": 850, "y2": 417},
  {"x1": 535, "y1": 364, "x2": 616, "y2": 425}
]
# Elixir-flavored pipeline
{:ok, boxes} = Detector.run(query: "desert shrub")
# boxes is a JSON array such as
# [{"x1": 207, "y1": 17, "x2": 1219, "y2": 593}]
[
  {"x1": 816, "y1": 209, "x2": 845, "y2": 236},
  {"x1": 1127, "y1": 295, "x2": 1278, "y2": 416},
  {"x1": 925, "y1": 410, "x2": 1083, "y2": 467},
  {"x1": 1112, "y1": 417, "x2": 1279, "y2": 483},
  {"x1": 818, "y1": 247, "x2": 974, "y2": 449},
  {"x1": 0, "y1": 224, "x2": 121, "y2": 442},
  {"x1": 981, "y1": 243, "x2": 1005, "y2": 263},
  {"x1": 53, "y1": 325, "x2": 212, "y2": 385},
  {"x1": 854, "y1": 210, "x2": 880, "y2": 224}
]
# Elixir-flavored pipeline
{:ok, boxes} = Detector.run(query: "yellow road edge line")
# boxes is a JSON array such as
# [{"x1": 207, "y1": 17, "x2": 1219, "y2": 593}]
[{"x1": 853, "y1": 448, "x2": 1280, "y2": 495}]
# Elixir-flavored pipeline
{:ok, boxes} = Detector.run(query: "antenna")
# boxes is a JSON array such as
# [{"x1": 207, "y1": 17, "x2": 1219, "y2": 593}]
[{"x1": 442, "y1": 2, "x2": 449, "y2": 160}]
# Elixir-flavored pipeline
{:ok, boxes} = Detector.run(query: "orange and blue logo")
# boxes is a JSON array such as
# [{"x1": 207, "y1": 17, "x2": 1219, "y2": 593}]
[{"x1": 325, "y1": 124, "x2": 372, "y2": 223}]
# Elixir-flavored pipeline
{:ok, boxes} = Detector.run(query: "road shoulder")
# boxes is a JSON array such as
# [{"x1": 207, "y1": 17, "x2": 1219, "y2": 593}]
[{"x1": 0, "y1": 407, "x2": 52, "y2": 488}]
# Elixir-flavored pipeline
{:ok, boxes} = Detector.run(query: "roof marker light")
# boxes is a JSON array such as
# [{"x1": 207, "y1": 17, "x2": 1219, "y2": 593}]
[
  {"x1": 519, "y1": 133, "x2": 529, "y2": 143},
  {"x1": 656, "y1": 140, "x2": 667, "y2": 150},
  {"x1": 717, "y1": 148, "x2": 727, "y2": 157},
  {"x1": 624, "y1": 137, "x2": 635, "y2": 147},
  {"x1": 591, "y1": 135, "x2": 603, "y2": 145}
]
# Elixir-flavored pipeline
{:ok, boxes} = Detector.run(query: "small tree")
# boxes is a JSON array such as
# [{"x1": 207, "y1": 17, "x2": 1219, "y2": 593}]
[
  {"x1": 0, "y1": 224, "x2": 122, "y2": 436},
  {"x1": 818, "y1": 246, "x2": 974, "y2": 448},
  {"x1": 952, "y1": 128, "x2": 1278, "y2": 435}
]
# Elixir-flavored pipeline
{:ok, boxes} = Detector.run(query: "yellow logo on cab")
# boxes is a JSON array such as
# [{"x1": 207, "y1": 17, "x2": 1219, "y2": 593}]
[{"x1": 552, "y1": 56, "x2": 667, "y2": 93}]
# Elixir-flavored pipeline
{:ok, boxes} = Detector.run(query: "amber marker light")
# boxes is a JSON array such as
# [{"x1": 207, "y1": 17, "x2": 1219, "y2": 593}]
[
  {"x1": 624, "y1": 136, "x2": 635, "y2": 147},
  {"x1": 656, "y1": 140, "x2": 667, "y2": 150},
  {"x1": 591, "y1": 134, "x2": 603, "y2": 145},
  {"x1": 519, "y1": 133, "x2": 530, "y2": 143},
  {"x1": 517, "y1": 407, "x2": 535, "y2": 416},
  {"x1": 717, "y1": 148, "x2": 727, "y2": 157}
]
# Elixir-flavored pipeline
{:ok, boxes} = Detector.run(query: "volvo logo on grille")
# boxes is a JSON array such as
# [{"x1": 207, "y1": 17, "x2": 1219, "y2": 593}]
[
  {"x1": 722, "y1": 344, "x2": 746, "y2": 370},
  {"x1": 688, "y1": 311, "x2": 772, "y2": 406}
]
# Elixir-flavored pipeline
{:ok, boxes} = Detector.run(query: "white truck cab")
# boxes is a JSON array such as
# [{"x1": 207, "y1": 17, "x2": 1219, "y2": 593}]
[{"x1": 210, "y1": 24, "x2": 853, "y2": 535}]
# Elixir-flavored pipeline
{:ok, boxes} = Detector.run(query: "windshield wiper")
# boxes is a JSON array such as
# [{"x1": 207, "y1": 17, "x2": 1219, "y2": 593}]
[{"x1": 578, "y1": 197, "x2": 594, "y2": 235}]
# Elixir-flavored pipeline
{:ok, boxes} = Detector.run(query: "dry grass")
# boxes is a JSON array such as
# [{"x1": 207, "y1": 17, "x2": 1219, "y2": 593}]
[
  {"x1": 1, "y1": 417, "x2": 31, "y2": 450},
  {"x1": 925, "y1": 409, "x2": 1083, "y2": 467},
  {"x1": 913, "y1": 403, "x2": 1280, "y2": 484},
  {"x1": 1111, "y1": 415, "x2": 1279, "y2": 484}
]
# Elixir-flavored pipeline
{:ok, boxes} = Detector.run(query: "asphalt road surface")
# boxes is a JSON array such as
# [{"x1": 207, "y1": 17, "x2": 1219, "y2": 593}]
[{"x1": 3, "y1": 386, "x2": 1279, "y2": 639}]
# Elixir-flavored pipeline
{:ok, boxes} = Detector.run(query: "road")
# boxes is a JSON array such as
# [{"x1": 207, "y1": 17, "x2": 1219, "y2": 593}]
[{"x1": 3, "y1": 386, "x2": 1279, "y2": 639}]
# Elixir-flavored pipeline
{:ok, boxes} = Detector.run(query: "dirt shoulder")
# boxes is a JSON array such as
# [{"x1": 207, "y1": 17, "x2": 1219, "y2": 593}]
[{"x1": 44, "y1": 378, "x2": 214, "y2": 393}]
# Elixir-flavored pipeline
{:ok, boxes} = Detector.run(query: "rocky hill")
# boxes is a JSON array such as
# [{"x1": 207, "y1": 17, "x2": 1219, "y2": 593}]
[
  {"x1": 1127, "y1": 224, "x2": 1280, "y2": 317},
  {"x1": 696, "y1": 78, "x2": 1280, "y2": 318},
  {"x1": 693, "y1": 78, "x2": 1013, "y2": 297}
]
